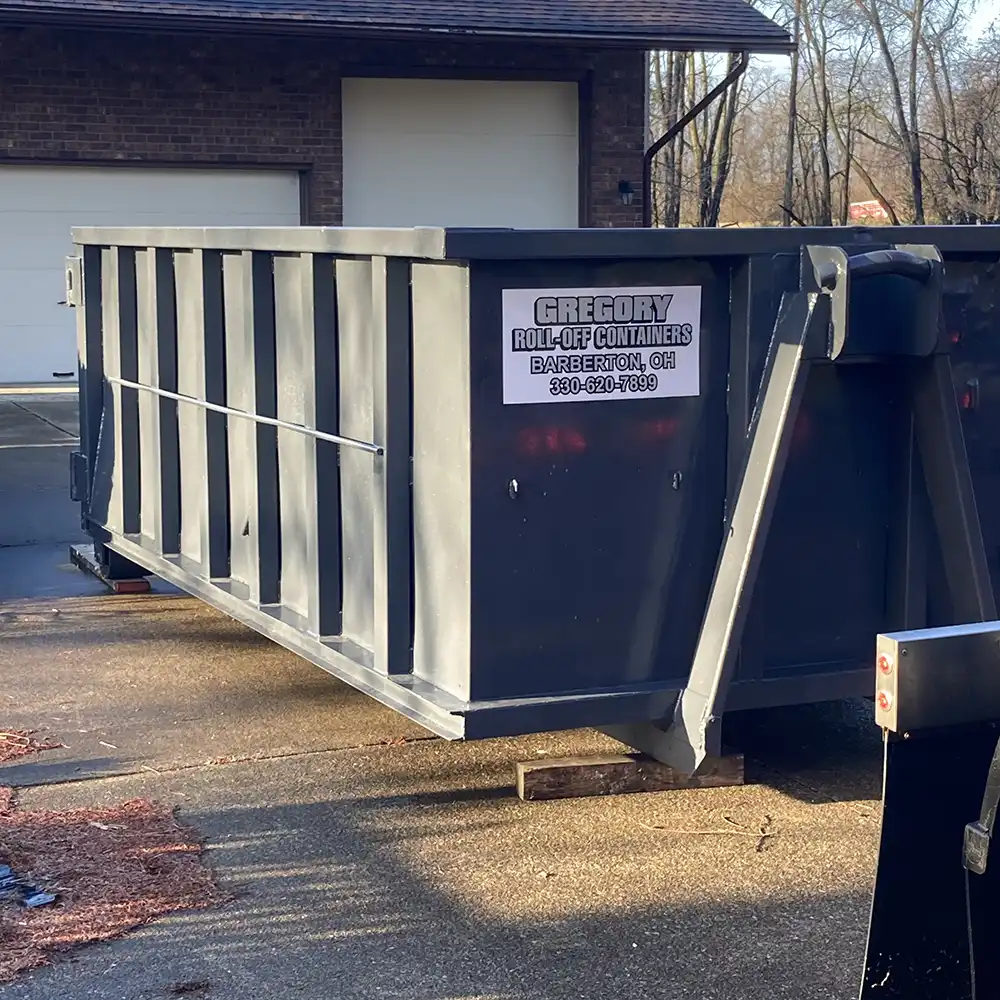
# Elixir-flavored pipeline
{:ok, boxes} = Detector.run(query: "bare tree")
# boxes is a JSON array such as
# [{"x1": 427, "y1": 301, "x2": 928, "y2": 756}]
[
  {"x1": 783, "y1": 0, "x2": 803, "y2": 223},
  {"x1": 647, "y1": 0, "x2": 995, "y2": 229},
  {"x1": 648, "y1": 50, "x2": 749, "y2": 227}
]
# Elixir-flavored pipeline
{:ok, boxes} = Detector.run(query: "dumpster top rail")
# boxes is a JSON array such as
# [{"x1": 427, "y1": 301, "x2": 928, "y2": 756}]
[
  {"x1": 71, "y1": 223, "x2": 1000, "y2": 261},
  {"x1": 70, "y1": 226, "x2": 451, "y2": 258}
]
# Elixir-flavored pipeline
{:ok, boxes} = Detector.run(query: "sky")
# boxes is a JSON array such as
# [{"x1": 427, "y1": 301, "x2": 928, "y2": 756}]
[
  {"x1": 969, "y1": 2, "x2": 997, "y2": 37},
  {"x1": 756, "y1": 0, "x2": 996, "y2": 71}
]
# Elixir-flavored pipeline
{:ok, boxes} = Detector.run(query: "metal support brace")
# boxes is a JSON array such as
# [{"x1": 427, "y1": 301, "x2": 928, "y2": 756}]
[
  {"x1": 646, "y1": 289, "x2": 828, "y2": 774},
  {"x1": 648, "y1": 245, "x2": 945, "y2": 776}
]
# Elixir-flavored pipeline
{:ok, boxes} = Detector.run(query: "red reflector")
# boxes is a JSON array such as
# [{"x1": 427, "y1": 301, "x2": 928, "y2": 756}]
[
  {"x1": 516, "y1": 426, "x2": 587, "y2": 457},
  {"x1": 635, "y1": 417, "x2": 679, "y2": 444},
  {"x1": 517, "y1": 429, "x2": 542, "y2": 456},
  {"x1": 877, "y1": 690, "x2": 893, "y2": 712},
  {"x1": 877, "y1": 653, "x2": 893, "y2": 675}
]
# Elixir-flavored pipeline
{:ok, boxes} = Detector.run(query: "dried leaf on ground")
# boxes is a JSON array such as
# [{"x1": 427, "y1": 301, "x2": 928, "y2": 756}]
[{"x1": 0, "y1": 789, "x2": 228, "y2": 983}]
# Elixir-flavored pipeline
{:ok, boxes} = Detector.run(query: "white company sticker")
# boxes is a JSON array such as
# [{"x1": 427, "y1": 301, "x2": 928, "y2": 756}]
[{"x1": 501, "y1": 285, "x2": 702, "y2": 405}]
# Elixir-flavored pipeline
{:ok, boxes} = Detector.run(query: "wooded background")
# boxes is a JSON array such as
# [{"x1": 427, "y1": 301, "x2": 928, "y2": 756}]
[{"x1": 649, "y1": 1, "x2": 999, "y2": 227}]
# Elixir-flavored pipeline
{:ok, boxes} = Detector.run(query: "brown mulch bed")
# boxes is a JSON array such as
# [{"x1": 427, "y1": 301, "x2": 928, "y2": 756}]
[
  {"x1": 0, "y1": 790, "x2": 229, "y2": 982},
  {"x1": 0, "y1": 730, "x2": 65, "y2": 765},
  {"x1": 0, "y1": 729, "x2": 228, "y2": 982}
]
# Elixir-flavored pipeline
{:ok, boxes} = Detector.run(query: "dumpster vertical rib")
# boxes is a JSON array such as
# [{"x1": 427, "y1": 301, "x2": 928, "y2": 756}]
[
  {"x1": 310, "y1": 255, "x2": 343, "y2": 638},
  {"x1": 136, "y1": 247, "x2": 181, "y2": 556},
  {"x1": 223, "y1": 254, "x2": 250, "y2": 592},
  {"x1": 726, "y1": 260, "x2": 753, "y2": 515},
  {"x1": 337, "y1": 259, "x2": 376, "y2": 649},
  {"x1": 913, "y1": 353, "x2": 997, "y2": 623},
  {"x1": 275, "y1": 252, "x2": 313, "y2": 623},
  {"x1": 99, "y1": 246, "x2": 141, "y2": 537},
  {"x1": 156, "y1": 249, "x2": 181, "y2": 556},
  {"x1": 202, "y1": 250, "x2": 230, "y2": 578},
  {"x1": 75, "y1": 244, "x2": 104, "y2": 514},
  {"x1": 274, "y1": 252, "x2": 342, "y2": 636},
  {"x1": 176, "y1": 249, "x2": 231, "y2": 579},
  {"x1": 274, "y1": 254, "x2": 316, "y2": 617},
  {"x1": 371, "y1": 256, "x2": 413, "y2": 675},
  {"x1": 225, "y1": 250, "x2": 280, "y2": 605},
  {"x1": 886, "y1": 409, "x2": 928, "y2": 631},
  {"x1": 249, "y1": 249, "x2": 280, "y2": 606}
]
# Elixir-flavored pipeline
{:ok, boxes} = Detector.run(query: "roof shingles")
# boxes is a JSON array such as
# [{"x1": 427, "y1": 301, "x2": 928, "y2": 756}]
[{"x1": 0, "y1": 0, "x2": 793, "y2": 52}]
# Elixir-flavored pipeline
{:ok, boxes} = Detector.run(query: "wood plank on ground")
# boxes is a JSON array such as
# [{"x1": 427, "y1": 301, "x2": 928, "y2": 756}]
[{"x1": 516, "y1": 752, "x2": 744, "y2": 802}]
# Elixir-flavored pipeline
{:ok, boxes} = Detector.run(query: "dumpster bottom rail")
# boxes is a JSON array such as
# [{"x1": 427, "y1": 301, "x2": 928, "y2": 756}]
[{"x1": 92, "y1": 533, "x2": 872, "y2": 744}]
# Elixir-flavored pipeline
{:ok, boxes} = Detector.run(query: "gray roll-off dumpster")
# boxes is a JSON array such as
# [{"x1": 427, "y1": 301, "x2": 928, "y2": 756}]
[
  {"x1": 65, "y1": 223, "x2": 1000, "y2": 997},
  {"x1": 64, "y1": 225, "x2": 1000, "y2": 766}
]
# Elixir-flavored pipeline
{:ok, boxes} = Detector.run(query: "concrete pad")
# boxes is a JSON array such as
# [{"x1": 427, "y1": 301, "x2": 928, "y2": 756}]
[
  {"x1": 0, "y1": 590, "x2": 439, "y2": 785},
  {"x1": 0, "y1": 544, "x2": 112, "y2": 602},
  {"x1": 7, "y1": 395, "x2": 81, "y2": 437},
  {"x1": 0, "y1": 396, "x2": 84, "y2": 548},
  {"x1": 0, "y1": 399, "x2": 76, "y2": 446}
]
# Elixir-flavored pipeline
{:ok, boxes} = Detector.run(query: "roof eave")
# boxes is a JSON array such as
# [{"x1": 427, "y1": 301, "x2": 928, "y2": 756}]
[{"x1": 0, "y1": 7, "x2": 795, "y2": 54}]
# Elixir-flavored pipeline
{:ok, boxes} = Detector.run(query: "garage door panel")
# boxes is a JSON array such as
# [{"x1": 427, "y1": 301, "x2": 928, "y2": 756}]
[
  {"x1": 350, "y1": 132, "x2": 580, "y2": 176},
  {"x1": 0, "y1": 168, "x2": 301, "y2": 213},
  {"x1": 349, "y1": 133, "x2": 579, "y2": 228},
  {"x1": 344, "y1": 78, "x2": 579, "y2": 136},
  {"x1": 1, "y1": 325, "x2": 79, "y2": 383},
  {"x1": 0, "y1": 270, "x2": 66, "y2": 326},
  {"x1": 0, "y1": 166, "x2": 301, "y2": 384},
  {"x1": 342, "y1": 77, "x2": 580, "y2": 230}
]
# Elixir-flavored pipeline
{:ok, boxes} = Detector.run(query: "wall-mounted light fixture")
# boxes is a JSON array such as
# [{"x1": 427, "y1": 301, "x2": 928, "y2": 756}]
[{"x1": 618, "y1": 180, "x2": 635, "y2": 206}]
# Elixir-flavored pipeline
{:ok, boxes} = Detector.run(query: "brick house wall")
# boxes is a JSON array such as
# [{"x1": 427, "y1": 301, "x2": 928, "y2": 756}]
[{"x1": 0, "y1": 25, "x2": 646, "y2": 227}]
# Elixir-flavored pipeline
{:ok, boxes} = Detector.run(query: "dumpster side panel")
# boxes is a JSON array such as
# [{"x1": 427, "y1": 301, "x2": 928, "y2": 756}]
[
  {"x1": 411, "y1": 262, "x2": 473, "y2": 700},
  {"x1": 743, "y1": 364, "x2": 899, "y2": 682},
  {"x1": 733, "y1": 249, "x2": 903, "y2": 695},
  {"x1": 465, "y1": 257, "x2": 730, "y2": 702},
  {"x1": 732, "y1": 248, "x2": 1000, "y2": 702}
]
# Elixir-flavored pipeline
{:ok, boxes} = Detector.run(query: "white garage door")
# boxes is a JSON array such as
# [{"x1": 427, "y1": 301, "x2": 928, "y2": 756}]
[
  {"x1": 342, "y1": 78, "x2": 579, "y2": 229},
  {"x1": 0, "y1": 166, "x2": 302, "y2": 385}
]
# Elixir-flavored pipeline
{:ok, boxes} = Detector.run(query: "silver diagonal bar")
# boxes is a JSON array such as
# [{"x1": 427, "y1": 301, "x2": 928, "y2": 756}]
[{"x1": 105, "y1": 375, "x2": 382, "y2": 455}]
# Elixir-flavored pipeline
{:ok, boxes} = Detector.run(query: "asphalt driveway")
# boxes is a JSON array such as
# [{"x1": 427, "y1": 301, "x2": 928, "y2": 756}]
[{"x1": 0, "y1": 391, "x2": 883, "y2": 1000}]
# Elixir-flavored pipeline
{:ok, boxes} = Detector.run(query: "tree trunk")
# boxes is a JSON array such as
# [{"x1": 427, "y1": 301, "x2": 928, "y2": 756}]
[{"x1": 782, "y1": 0, "x2": 802, "y2": 225}]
